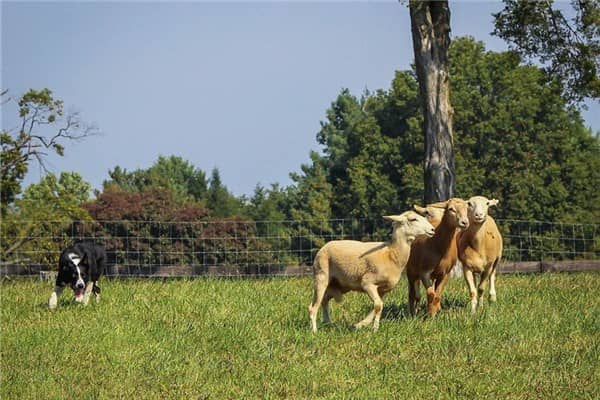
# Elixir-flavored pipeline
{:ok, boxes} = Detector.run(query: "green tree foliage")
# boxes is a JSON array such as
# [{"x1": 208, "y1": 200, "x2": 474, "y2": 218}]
[
  {"x1": 493, "y1": 0, "x2": 600, "y2": 103},
  {"x1": 340, "y1": 114, "x2": 404, "y2": 217},
  {"x1": 0, "y1": 132, "x2": 27, "y2": 216},
  {"x1": 451, "y1": 37, "x2": 600, "y2": 223},
  {"x1": 246, "y1": 183, "x2": 290, "y2": 222},
  {"x1": 104, "y1": 165, "x2": 153, "y2": 194},
  {"x1": 301, "y1": 37, "x2": 599, "y2": 224},
  {"x1": 206, "y1": 168, "x2": 244, "y2": 218},
  {"x1": 244, "y1": 184, "x2": 297, "y2": 265},
  {"x1": 289, "y1": 153, "x2": 333, "y2": 256},
  {"x1": 1, "y1": 172, "x2": 92, "y2": 261},
  {"x1": 310, "y1": 74, "x2": 425, "y2": 219},
  {"x1": 315, "y1": 89, "x2": 365, "y2": 217},
  {"x1": 104, "y1": 159, "x2": 243, "y2": 218},
  {"x1": 290, "y1": 153, "x2": 333, "y2": 224},
  {"x1": 0, "y1": 89, "x2": 96, "y2": 217},
  {"x1": 151, "y1": 155, "x2": 207, "y2": 201},
  {"x1": 104, "y1": 155, "x2": 207, "y2": 203}
]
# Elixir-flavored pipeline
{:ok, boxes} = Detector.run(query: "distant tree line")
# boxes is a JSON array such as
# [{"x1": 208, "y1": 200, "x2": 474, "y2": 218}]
[{"x1": 1, "y1": 37, "x2": 599, "y2": 267}]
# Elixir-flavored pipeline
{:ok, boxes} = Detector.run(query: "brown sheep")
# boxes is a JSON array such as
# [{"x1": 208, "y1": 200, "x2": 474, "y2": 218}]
[
  {"x1": 406, "y1": 198, "x2": 469, "y2": 317},
  {"x1": 413, "y1": 203, "x2": 446, "y2": 227}
]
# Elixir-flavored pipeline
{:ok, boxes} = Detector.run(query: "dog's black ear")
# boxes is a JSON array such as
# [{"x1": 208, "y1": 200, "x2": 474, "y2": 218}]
[
  {"x1": 79, "y1": 250, "x2": 92, "y2": 270},
  {"x1": 58, "y1": 253, "x2": 71, "y2": 272},
  {"x1": 82, "y1": 246, "x2": 97, "y2": 274}
]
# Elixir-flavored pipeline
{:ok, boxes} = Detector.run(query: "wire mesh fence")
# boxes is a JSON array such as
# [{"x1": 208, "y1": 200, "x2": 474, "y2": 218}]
[{"x1": 1, "y1": 218, "x2": 599, "y2": 278}]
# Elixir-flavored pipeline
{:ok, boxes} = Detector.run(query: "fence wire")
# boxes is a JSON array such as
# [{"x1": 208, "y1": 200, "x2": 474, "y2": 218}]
[{"x1": 1, "y1": 218, "x2": 599, "y2": 278}]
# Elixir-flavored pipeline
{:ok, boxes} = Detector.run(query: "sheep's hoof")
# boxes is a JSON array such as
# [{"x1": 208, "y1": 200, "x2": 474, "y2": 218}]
[
  {"x1": 427, "y1": 305, "x2": 439, "y2": 317},
  {"x1": 354, "y1": 321, "x2": 369, "y2": 330}
]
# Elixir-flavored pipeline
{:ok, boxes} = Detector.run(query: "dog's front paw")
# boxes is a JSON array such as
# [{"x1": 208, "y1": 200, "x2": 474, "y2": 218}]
[{"x1": 49, "y1": 292, "x2": 58, "y2": 310}]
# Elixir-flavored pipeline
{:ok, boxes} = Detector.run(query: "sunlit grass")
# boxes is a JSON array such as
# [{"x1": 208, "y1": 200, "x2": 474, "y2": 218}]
[{"x1": 2, "y1": 273, "x2": 599, "y2": 399}]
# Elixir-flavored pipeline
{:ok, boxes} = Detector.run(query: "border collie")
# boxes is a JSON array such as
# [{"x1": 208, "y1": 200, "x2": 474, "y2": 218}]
[{"x1": 48, "y1": 242, "x2": 106, "y2": 310}]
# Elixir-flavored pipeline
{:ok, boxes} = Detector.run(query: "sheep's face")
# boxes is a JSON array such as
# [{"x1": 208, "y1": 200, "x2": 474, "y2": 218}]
[
  {"x1": 413, "y1": 204, "x2": 445, "y2": 226},
  {"x1": 444, "y1": 198, "x2": 470, "y2": 229},
  {"x1": 467, "y1": 196, "x2": 499, "y2": 224},
  {"x1": 384, "y1": 211, "x2": 435, "y2": 241}
]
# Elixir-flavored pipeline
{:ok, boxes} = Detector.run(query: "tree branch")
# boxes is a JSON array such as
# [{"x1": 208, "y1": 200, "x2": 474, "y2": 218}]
[{"x1": 3, "y1": 225, "x2": 34, "y2": 257}]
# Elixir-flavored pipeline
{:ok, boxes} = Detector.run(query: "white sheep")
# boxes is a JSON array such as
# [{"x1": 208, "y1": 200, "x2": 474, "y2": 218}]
[
  {"x1": 308, "y1": 211, "x2": 435, "y2": 332},
  {"x1": 458, "y1": 196, "x2": 503, "y2": 312}
]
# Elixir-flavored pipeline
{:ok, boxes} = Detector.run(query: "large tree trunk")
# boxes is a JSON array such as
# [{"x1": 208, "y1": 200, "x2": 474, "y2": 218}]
[{"x1": 409, "y1": 0, "x2": 455, "y2": 203}]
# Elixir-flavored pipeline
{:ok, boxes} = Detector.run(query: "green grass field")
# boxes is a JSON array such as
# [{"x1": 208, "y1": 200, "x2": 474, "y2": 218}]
[{"x1": 1, "y1": 273, "x2": 599, "y2": 399}]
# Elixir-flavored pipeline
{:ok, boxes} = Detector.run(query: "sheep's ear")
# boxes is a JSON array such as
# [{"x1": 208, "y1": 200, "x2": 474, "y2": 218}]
[
  {"x1": 413, "y1": 205, "x2": 427, "y2": 215},
  {"x1": 383, "y1": 215, "x2": 404, "y2": 224},
  {"x1": 427, "y1": 200, "x2": 448, "y2": 209},
  {"x1": 383, "y1": 215, "x2": 407, "y2": 226},
  {"x1": 488, "y1": 199, "x2": 499, "y2": 207}
]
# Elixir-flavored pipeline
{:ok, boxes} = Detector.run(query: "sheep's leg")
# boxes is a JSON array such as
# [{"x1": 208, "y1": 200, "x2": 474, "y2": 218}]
[
  {"x1": 489, "y1": 263, "x2": 498, "y2": 303},
  {"x1": 355, "y1": 309, "x2": 376, "y2": 330},
  {"x1": 420, "y1": 275, "x2": 437, "y2": 317},
  {"x1": 322, "y1": 287, "x2": 342, "y2": 325},
  {"x1": 309, "y1": 273, "x2": 329, "y2": 333},
  {"x1": 477, "y1": 267, "x2": 492, "y2": 306},
  {"x1": 355, "y1": 285, "x2": 383, "y2": 331},
  {"x1": 463, "y1": 267, "x2": 478, "y2": 312},
  {"x1": 433, "y1": 272, "x2": 451, "y2": 313},
  {"x1": 408, "y1": 278, "x2": 420, "y2": 316},
  {"x1": 434, "y1": 272, "x2": 451, "y2": 296},
  {"x1": 426, "y1": 287, "x2": 439, "y2": 316},
  {"x1": 321, "y1": 294, "x2": 332, "y2": 325}
]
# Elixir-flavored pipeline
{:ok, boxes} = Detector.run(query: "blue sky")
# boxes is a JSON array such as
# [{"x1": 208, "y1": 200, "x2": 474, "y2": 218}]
[{"x1": 2, "y1": 1, "x2": 598, "y2": 197}]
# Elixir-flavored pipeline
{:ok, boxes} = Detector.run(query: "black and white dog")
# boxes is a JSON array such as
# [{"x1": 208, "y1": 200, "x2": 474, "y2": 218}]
[{"x1": 48, "y1": 242, "x2": 106, "y2": 310}]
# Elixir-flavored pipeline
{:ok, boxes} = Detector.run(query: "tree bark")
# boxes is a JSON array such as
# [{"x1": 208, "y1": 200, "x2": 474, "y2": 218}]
[{"x1": 409, "y1": 0, "x2": 455, "y2": 203}]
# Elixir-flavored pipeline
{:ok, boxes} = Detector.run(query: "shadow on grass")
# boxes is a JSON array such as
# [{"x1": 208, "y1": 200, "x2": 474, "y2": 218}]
[
  {"x1": 45, "y1": 301, "x2": 78, "y2": 311},
  {"x1": 298, "y1": 294, "x2": 472, "y2": 332},
  {"x1": 381, "y1": 303, "x2": 411, "y2": 321},
  {"x1": 377, "y1": 295, "x2": 470, "y2": 321},
  {"x1": 43, "y1": 297, "x2": 102, "y2": 311},
  {"x1": 440, "y1": 295, "x2": 469, "y2": 310}
]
